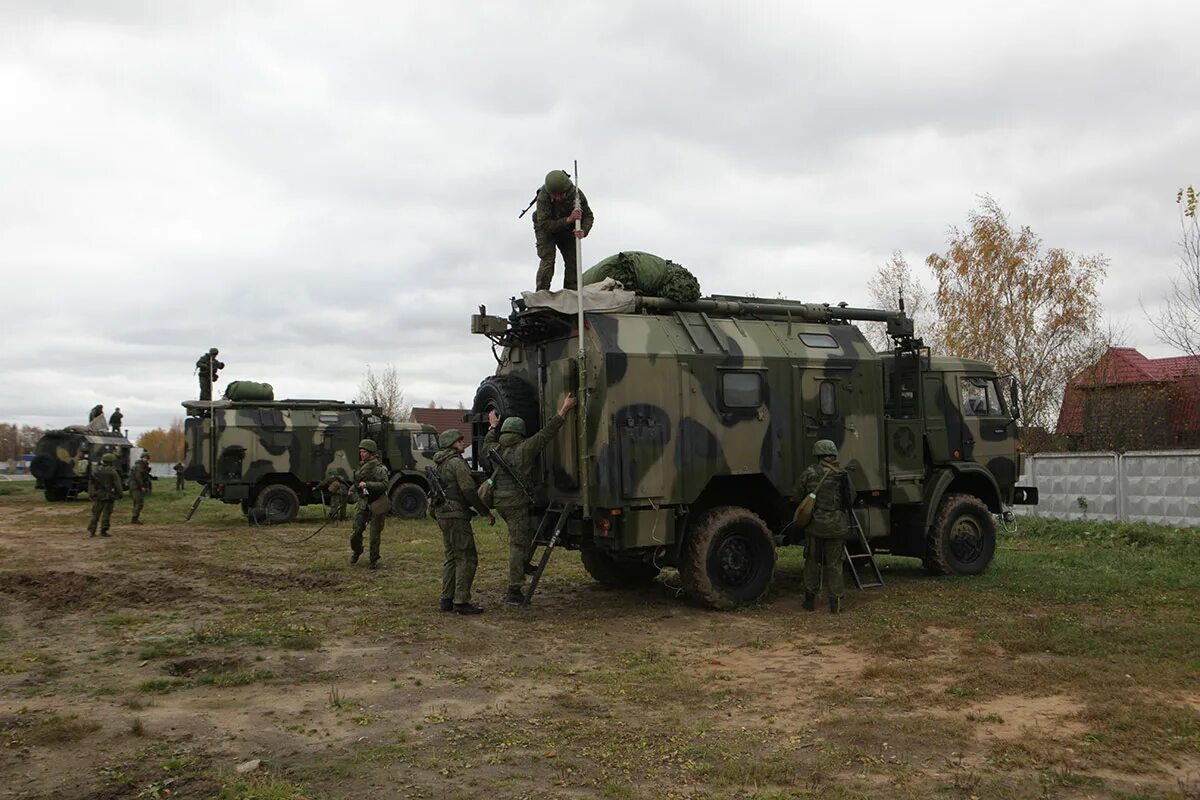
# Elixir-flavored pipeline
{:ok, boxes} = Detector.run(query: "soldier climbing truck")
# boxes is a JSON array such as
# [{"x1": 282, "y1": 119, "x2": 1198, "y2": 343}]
[
  {"x1": 470, "y1": 292, "x2": 1038, "y2": 609},
  {"x1": 30, "y1": 427, "x2": 135, "y2": 502},
  {"x1": 182, "y1": 398, "x2": 439, "y2": 523}
]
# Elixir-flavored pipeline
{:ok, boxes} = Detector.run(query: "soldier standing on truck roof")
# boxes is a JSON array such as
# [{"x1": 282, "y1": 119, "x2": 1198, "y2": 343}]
[
  {"x1": 483, "y1": 393, "x2": 577, "y2": 605},
  {"x1": 532, "y1": 169, "x2": 593, "y2": 292},
  {"x1": 349, "y1": 439, "x2": 390, "y2": 569},
  {"x1": 87, "y1": 453, "x2": 122, "y2": 538},
  {"x1": 196, "y1": 348, "x2": 224, "y2": 401},
  {"x1": 432, "y1": 429, "x2": 493, "y2": 615},
  {"x1": 129, "y1": 452, "x2": 151, "y2": 524},
  {"x1": 109, "y1": 407, "x2": 123, "y2": 433},
  {"x1": 795, "y1": 440, "x2": 855, "y2": 614}
]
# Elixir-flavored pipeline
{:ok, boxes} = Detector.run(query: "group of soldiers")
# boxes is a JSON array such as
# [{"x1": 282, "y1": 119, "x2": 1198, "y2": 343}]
[
  {"x1": 87, "y1": 404, "x2": 124, "y2": 433},
  {"x1": 85, "y1": 451, "x2": 154, "y2": 536}
]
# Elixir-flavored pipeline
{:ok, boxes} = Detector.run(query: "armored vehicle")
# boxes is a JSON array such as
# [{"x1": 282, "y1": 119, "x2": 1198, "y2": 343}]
[
  {"x1": 30, "y1": 427, "x2": 135, "y2": 501},
  {"x1": 470, "y1": 293, "x2": 1038, "y2": 608},
  {"x1": 182, "y1": 399, "x2": 438, "y2": 523}
]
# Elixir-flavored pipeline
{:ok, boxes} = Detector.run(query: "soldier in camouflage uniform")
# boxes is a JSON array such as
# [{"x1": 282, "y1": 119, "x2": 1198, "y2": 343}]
[
  {"x1": 109, "y1": 407, "x2": 123, "y2": 433},
  {"x1": 321, "y1": 466, "x2": 350, "y2": 521},
  {"x1": 349, "y1": 439, "x2": 389, "y2": 568},
  {"x1": 483, "y1": 393, "x2": 577, "y2": 604},
  {"x1": 432, "y1": 429, "x2": 493, "y2": 614},
  {"x1": 173, "y1": 462, "x2": 185, "y2": 490},
  {"x1": 795, "y1": 440, "x2": 855, "y2": 613},
  {"x1": 129, "y1": 452, "x2": 151, "y2": 524},
  {"x1": 196, "y1": 347, "x2": 224, "y2": 401},
  {"x1": 87, "y1": 453, "x2": 122, "y2": 537},
  {"x1": 533, "y1": 169, "x2": 594, "y2": 291}
]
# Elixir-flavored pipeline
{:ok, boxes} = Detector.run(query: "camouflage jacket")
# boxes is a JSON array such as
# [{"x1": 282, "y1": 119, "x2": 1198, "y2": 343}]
[
  {"x1": 129, "y1": 460, "x2": 151, "y2": 492},
  {"x1": 431, "y1": 448, "x2": 487, "y2": 520},
  {"x1": 88, "y1": 465, "x2": 122, "y2": 502},
  {"x1": 196, "y1": 353, "x2": 224, "y2": 377},
  {"x1": 352, "y1": 456, "x2": 389, "y2": 502},
  {"x1": 482, "y1": 414, "x2": 565, "y2": 510},
  {"x1": 795, "y1": 461, "x2": 853, "y2": 539},
  {"x1": 533, "y1": 187, "x2": 593, "y2": 241},
  {"x1": 173, "y1": 463, "x2": 185, "y2": 475},
  {"x1": 109, "y1": 412, "x2": 122, "y2": 429}
]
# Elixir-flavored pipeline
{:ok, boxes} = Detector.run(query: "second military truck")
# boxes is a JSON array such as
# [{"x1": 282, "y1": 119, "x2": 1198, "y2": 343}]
[
  {"x1": 470, "y1": 292, "x2": 1037, "y2": 608},
  {"x1": 182, "y1": 398, "x2": 439, "y2": 523}
]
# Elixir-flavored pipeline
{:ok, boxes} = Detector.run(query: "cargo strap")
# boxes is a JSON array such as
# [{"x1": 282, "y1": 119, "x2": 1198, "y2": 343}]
[
  {"x1": 844, "y1": 510, "x2": 883, "y2": 589},
  {"x1": 522, "y1": 501, "x2": 575, "y2": 608}
]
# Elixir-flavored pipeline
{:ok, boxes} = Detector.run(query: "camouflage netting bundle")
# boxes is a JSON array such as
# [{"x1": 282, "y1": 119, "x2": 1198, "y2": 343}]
[
  {"x1": 224, "y1": 381, "x2": 274, "y2": 402},
  {"x1": 582, "y1": 251, "x2": 701, "y2": 303}
]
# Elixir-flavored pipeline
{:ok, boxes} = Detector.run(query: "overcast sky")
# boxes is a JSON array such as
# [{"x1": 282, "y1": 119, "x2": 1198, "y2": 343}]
[{"x1": 2, "y1": 0, "x2": 1196, "y2": 438}]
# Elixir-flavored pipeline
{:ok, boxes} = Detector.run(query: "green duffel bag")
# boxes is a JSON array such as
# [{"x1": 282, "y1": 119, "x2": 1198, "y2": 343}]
[
  {"x1": 581, "y1": 251, "x2": 700, "y2": 303},
  {"x1": 224, "y1": 381, "x2": 275, "y2": 402}
]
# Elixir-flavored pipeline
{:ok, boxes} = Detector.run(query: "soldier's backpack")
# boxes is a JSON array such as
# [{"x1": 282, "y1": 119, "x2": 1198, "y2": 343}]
[{"x1": 793, "y1": 465, "x2": 840, "y2": 529}]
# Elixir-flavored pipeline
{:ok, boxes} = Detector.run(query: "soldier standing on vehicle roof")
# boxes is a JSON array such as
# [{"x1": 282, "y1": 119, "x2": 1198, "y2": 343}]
[
  {"x1": 196, "y1": 347, "x2": 224, "y2": 401},
  {"x1": 483, "y1": 393, "x2": 578, "y2": 605},
  {"x1": 109, "y1": 407, "x2": 123, "y2": 433},
  {"x1": 129, "y1": 452, "x2": 151, "y2": 524},
  {"x1": 432, "y1": 429, "x2": 494, "y2": 615},
  {"x1": 532, "y1": 169, "x2": 593, "y2": 292},
  {"x1": 349, "y1": 439, "x2": 389, "y2": 568},
  {"x1": 795, "y1": 440, "x2": 856, "y2": 613},
  {"x1": 173, "y1": 462, "x2": 185, "y2": 491},
  {"x1": 87, "y1": 453, "x2": 122, "y2": 537}
]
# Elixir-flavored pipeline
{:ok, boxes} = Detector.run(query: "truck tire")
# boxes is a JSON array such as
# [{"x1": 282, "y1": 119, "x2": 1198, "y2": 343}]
[
  {"x1": 680, "y1": 506, "x2": 776, "y2": 609},
  {"x1": 926, "y1": 493, "x2": 996, "y2": 575},
  {"x1": 390, "y1": 483, "x2": 427, "y2": 519},
  {"x1": 580, "y1": 547, "x2": 661, "y2": 587},
  {"x1": 472, "y1": 375, "x2": 540, "y2": 436},
  {"x1": 44, "y1": 485, "x2": 69, "y2": 502},
  {"x1": 30, "y1": 454, "x2": 55, "y2": 480},
  {"x1": 254, "y1": 484, "x2": 299, "y2": 524}
]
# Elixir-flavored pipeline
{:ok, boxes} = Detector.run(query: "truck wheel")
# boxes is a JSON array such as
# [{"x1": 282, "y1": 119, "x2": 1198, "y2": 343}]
[
  {"x1": 30, "y1": 454, "x2": 55, "y2": 480},
  {"x1": 254, "y1": 484, "x2": 299, "y2": 524},
  {"x1": 680, "y1": 506, "x2": 776, "y2": 609},
  {"x1": 580, "y1": 547, "x2": 661, "y2": 587},
  {"x1": 44, "y1": 485, "x2": 69, "y2": 502},
  {"x1": 472, "y1": 375, "x2": 540, "y2": 436},
  {"x1": 390, "y1": 483, "x2": 427, "y2": 519},
  {"x1": 926, "y1": 493, "x2": 996, "y2": 575}
]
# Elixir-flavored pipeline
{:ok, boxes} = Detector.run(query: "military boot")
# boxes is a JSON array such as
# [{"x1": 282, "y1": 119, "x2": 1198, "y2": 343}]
[
  {"x1": 368, "y1": 560, "x2": 381, "y2": 570},
  {"x1": 829, "y1": 596, "x2": 842, "y2": 614},
  {"x1": 439, "y1": 598, "x2": 454, "y2": 612},
  {"x1": 504, "y1": 588, "x2": 524, "y2": 605},
  {"x1": 802, "y1": 593, "x2": 816, "y2": 612},
  {"x1": 453, "y1": 603, "x2": 485, "y2": 615},
  {"x1": 523, "y1": 563, "x2": 538, "y2": 576},
  {"x1": 100, "y1": 530, "x2": 110, "y2": 538},
  {"x1": 131, "y1": 518, "x2": 144, "y2": 525},
  {"x1": 349, "y1": 552, "x2": 360, "y2": 565}
]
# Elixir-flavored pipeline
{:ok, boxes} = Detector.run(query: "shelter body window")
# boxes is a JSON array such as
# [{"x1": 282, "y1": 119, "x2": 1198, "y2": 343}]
[
  {"x1": 961, "y1": 377, "x2": 1003, "y2": 416},
  {"x1": 799, "y1": 333, "x2": 838, "y2": 349},
  {"x1": 819, "y1": 381, "x2": 838, "y2": 416},
  {"x1": 412, "y1": 432, "x2": 438, "y2": 452},
  {"x1": 721, "y1": 372, "x2": 763, "y2": 408}
]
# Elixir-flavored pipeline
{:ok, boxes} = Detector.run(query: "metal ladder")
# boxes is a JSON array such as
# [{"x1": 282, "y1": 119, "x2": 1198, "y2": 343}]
[
  {"x1": 843, "y1": 510, "x2": 883, "y2": 590},
  {"x1": 522, "y1": 501, "x2": 575, "y2": 608}
]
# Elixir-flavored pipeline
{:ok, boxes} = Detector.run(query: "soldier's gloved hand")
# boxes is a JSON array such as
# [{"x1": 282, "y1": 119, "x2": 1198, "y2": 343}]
[
  {"x1": 567, "y1": 209, "x2": 581, "y2": 223},
  {"x1": 488, "y1": 409, "x2": 500, "y2": 428},
  {"x1": 488, "y1": 513, "x2": 496, "y2": 526},
  {"x1": 573, "y1": 229, "x2": 585, "y2": 239}
]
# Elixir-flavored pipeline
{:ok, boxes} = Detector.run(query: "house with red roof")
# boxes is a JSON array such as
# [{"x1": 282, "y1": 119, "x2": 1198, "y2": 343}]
[
  {"x1": 1056, "y1": 347, "x2": 1200, "y2": 451},
  {"x1": 410, "y1": 407, "x2": 472, "y2": 444}
]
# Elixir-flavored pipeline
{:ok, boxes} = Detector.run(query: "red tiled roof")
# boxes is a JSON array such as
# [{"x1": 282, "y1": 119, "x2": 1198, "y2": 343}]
[
  {"x1": 411, "y1": 407, "x2": 472, "y2": 441},
  {"x1": 1057, "y1": 347, "x2": 1200, "y2": 434}
]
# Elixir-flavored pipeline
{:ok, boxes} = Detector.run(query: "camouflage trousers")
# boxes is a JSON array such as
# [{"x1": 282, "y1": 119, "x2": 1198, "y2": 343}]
[
  {"x1": 437, "y1": 517, "x2": 478, "y2": 605},
  {"x1": 176, "y1": 476, "x2": 185, "y2": 491},
  {"x1": 535, "y1": 232, "x2": 579, "y2": 291},
  {"x1": 803, "y1": 533, "x2": 845, "y2": 599},
  {"x1": 497, "y1": 506, "x2": 535, "y2": 592},
  {"x1": 198, "y1": 375, "x2": 212, "y2": 401},
  {"x1": 350, "y1": 503, "x2": 385, "y2": 563},
  {"x1": 88, "y1": 500, "x2": 114, "y2": 534},
  {"x1": 130, "y1": 488, "x2": 145, "y2": 521},
  {"x1": 328, "y1": 496, "x2": 348, "y2": 521}
]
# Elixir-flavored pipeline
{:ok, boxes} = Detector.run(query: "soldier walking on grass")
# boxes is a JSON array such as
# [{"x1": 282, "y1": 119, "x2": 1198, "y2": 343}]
[
  {"x1": 795, "y1": 440, "x2": 855, "y2": 613},
  {"x1": 349, "y1": 440, "x2": 389, "y2": 568},
  {"x1": 173, "y1": 462, "x2": 185, "y2": 490},
  {"x1": 532, "y1": 169, "x2": 594, "y2": 291},
  {"x1": 483, "y1": 393, "x2": 577, "y2": 604},
  {"x1": 87, "y1": 453, "x2": 122, "y2": 537},
  {"x1": 109, "y1": 407, "x2": 123, "y2": 433},
  {"x1": 129, "y1": 452, "x2": 151, "y2": 524},
  {"x1": 432, "y1": 429, "x2": 493, "y2": 615},
  {"x1": 196, "y1": 347, "x2": 225, "y2": 401}
]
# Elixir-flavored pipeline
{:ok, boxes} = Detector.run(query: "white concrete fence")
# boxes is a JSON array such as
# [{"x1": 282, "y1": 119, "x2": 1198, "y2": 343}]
[{"x1": 1019, "y1": 450, "x2": 1200, "y2": 529}]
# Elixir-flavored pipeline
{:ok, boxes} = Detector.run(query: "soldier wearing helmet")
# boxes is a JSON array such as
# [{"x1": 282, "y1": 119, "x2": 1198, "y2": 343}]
[
  {"x1": 196, "y1": 347, "x2": 225, "y2": 401},
  {"x1": 431, "y1": 428, "x2": 494, "y2": 615},
  {"x1": 129, "y1": 452, "x2": 152, "y2": 524},
  {"x1": 483, "y1": 393, "x2": 578, "y2": 604},
  {"x1": 87, "y1": 452, "x2": 122, "y2": 538},
  {"x1": 532, "y1": 169, "x2": 594, "y2": 292},
  {"x1": 349, "y1": 439, "x2": 390, "y2": 569},
  {"x1": 794, "y1": 439, "x2": 855, "y2": 613}
]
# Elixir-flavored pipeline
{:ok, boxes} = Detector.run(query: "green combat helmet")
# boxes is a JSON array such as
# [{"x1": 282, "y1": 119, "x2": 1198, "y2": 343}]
[
  {"x1": 358, "y1": 439, "x2": 378, "y2": 453},
  {"x1": 813, "y1": 440, "x2": 838, "y2": 458},
  {"x1": 544, "y1": 169, "x2": 572, "y2": 195},
  {"x1": 101, "y1": 453, "x2": 117, "y2": 465},
  {"x1": 439, "y1": 429, "x2": 463, "y2": 448},
  {"x1": 209, "y1": 347, "x2": 219, "y2": 355},
  {"x1": 500, "y1": 417, "x2": 527, "y2": 436}
]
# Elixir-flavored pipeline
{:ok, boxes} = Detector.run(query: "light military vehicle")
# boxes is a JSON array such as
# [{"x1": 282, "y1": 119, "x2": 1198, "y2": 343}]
[
  {"x1": 182, "y1": 399, "x2": 439, "y2": 523},
  {"x1": 470, "y1": 293, "x2": 1038, "y2": 608},
  {"x1": 30, "y1": 427, "x2": 135, "y2": 501}
]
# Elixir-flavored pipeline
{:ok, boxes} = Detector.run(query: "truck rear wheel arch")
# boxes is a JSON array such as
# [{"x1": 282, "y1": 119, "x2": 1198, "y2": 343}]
[
  {"x1": 920, "y1": 465, "x2": 1002, "y2": 534},
  {"x1": 680, "y1": 505, "x2": 776, "y2": 609}
]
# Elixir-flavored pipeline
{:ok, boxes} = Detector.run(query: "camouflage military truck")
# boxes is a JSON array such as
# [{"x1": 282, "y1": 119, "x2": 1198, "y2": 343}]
[
  {"x1": 182, "y1": 399, "x2": 439, "y2": 523},
  {"x1": 30, "y1": 427, "x2": 135, "y2": 501},
  {"x1": 469, "y1": 293, "x2": 1038, "y2": 608}
]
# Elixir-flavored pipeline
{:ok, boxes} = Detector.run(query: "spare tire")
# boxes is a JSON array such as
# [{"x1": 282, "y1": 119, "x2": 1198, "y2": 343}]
[
  {"x1": 471, "y1": 375, "x2": 539, "y2": 470},
  {"x1": 30, "y1": 454, "x2": 56, "y2": 480}
]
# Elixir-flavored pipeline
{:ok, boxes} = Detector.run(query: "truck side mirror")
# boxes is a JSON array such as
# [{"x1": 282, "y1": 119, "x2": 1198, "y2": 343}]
[{"x1": 1009, "y1": 378, "x2": 1021, "y2": 420}]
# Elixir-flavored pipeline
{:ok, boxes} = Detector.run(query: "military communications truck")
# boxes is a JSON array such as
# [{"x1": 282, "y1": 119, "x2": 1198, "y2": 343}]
[
  {"x1": 470, "y1": 292, "x2": 1038, "y2": 608},
  {"x1": 182, "y1": 399, "x2": 439, "y2": 523},
  {"x1": 30, "y1": 427, "x2": 135, "y2": 501}
]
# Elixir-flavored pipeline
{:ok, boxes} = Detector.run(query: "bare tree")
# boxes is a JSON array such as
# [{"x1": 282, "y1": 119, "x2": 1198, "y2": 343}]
[
  {"x1": 356, "y1": 364, "x2": 412, "y2": 421},
  {"x1": 863, "y1": 251, "x2": 944, "y2": 353},
  {"x1": 1146, "y1": 189, "x2": 1200, "y2": 358}
]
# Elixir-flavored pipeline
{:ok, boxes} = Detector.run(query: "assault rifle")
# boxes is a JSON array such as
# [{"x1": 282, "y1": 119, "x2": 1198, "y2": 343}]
[
  {"x1": 424, "y1": 465, "x2": 448, "y2": 509},
  {"x1": 486, "y1": 445, "x2": 537, "y2": 506}
]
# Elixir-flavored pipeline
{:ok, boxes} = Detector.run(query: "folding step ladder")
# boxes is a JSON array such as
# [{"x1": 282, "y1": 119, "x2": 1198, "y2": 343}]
[
  {"x1": 522, "y1": 501, "x2": 575, "y2": 608},
  {"x1": 843, "y1": 511, "x2": 884, "y2": 590}
]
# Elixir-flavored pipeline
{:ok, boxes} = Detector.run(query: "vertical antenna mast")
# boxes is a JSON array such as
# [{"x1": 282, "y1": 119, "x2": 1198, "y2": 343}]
[{"x1": 573, "y1": 160, "x2": 590, "y2": 519}]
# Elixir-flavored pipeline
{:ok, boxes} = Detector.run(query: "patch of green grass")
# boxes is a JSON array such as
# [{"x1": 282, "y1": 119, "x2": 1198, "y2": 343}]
[
  {"x1": 139, "y1": 678, "x2": 186, "y2": 693},
  {"x1": 194, "y1": 668, "x2": 272, "y2": 688},
  {"x1": 219, "y1": 773, "x2": 315, "y2": 800}
]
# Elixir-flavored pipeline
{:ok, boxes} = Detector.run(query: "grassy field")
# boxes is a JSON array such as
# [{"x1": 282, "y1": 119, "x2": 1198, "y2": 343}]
[{"x1": 0, "y1": 481, "x2": 1198, "y2": 799}]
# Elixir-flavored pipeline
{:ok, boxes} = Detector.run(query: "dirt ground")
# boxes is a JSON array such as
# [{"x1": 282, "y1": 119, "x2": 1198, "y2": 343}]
[{"x1": 1, "y1": 487, "x2": 1197, "y2": 799}]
